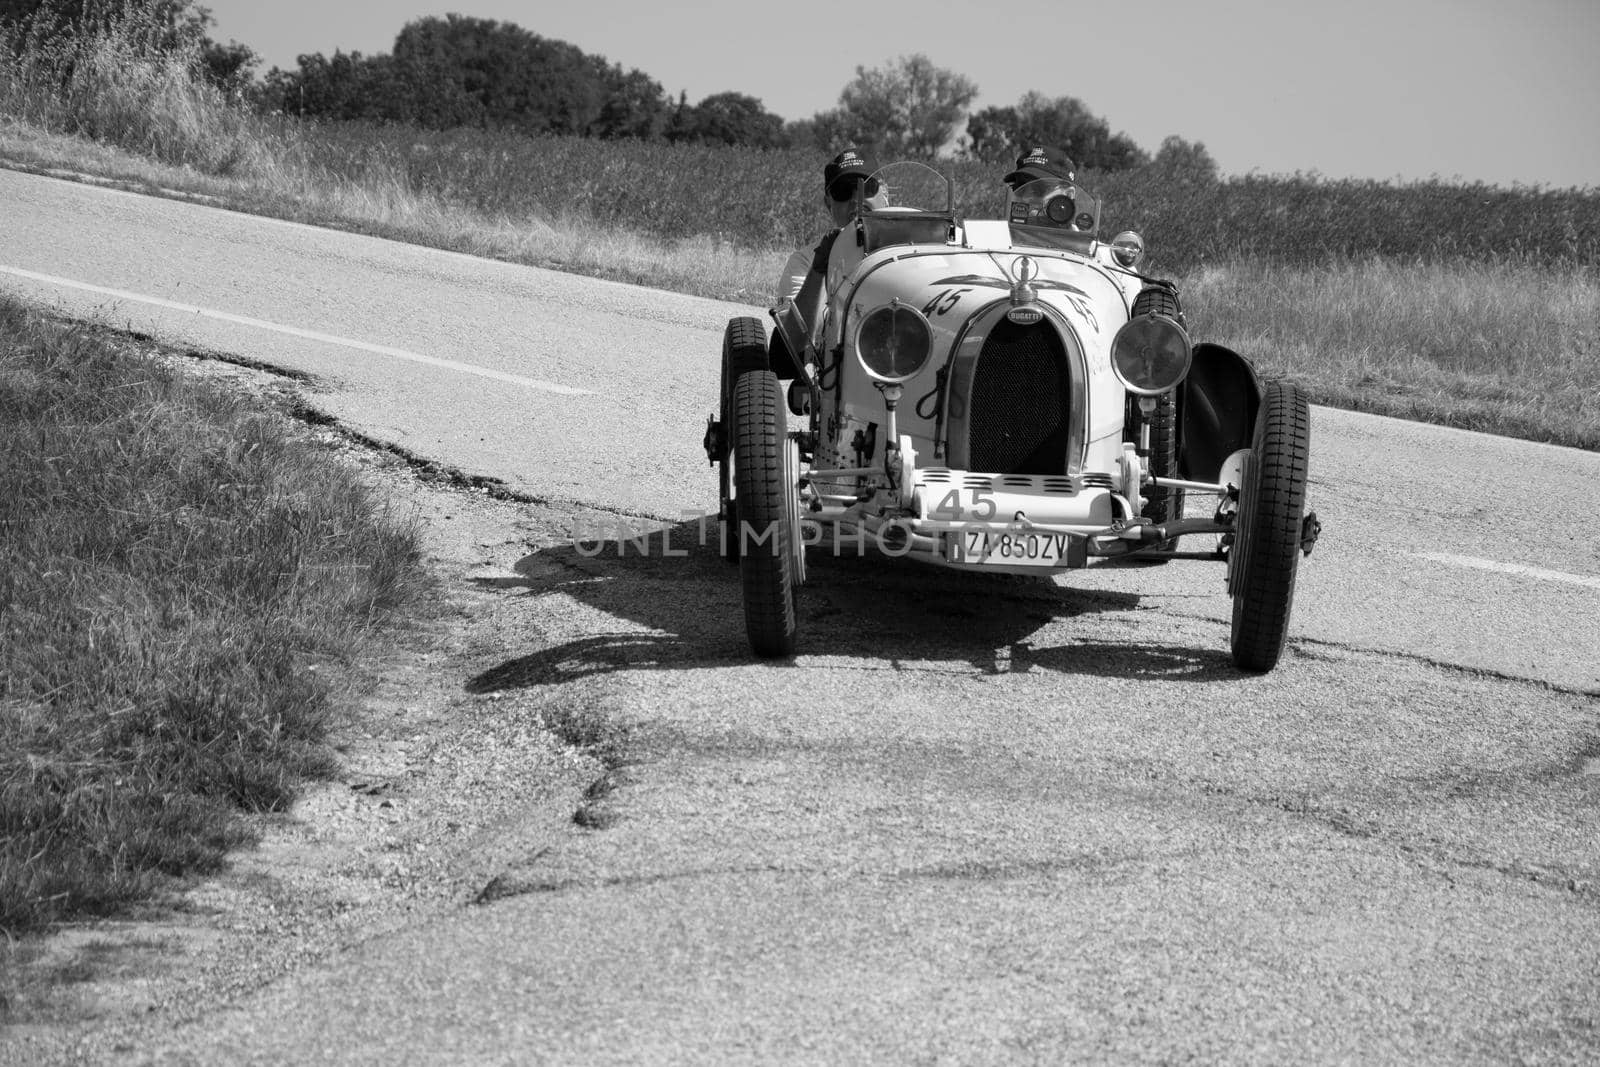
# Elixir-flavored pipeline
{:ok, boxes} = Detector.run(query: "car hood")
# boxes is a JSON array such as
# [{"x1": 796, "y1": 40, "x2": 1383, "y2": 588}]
[{"x1": 836, "y1": 246, "x2": 1131, "y2": 351}]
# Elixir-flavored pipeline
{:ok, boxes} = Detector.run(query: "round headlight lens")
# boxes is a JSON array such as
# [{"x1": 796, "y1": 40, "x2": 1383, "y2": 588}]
[
  {"x1": 1045, "y1": 194, "x2": 1076, "y2": 224},
  {"x1": 1110, "y1": 230, "x2": 1145, "y2": 267},
  {"x1": 856, "y1": 301, "x2": 933, "y2": 382},
  {"x1": 1111, "y1": 314, "x2": 1192, "y2": 395}
]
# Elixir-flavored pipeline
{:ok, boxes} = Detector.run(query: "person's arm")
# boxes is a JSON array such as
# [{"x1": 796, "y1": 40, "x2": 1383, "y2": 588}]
[
  {"x1": 774, "y1": 247, "x2": 811, "y2": 304},
  {"x1": 788, "y1": 229, "x2": 839, "y2": 337}
]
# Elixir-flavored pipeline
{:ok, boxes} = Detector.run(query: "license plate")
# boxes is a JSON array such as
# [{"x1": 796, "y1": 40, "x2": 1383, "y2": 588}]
[{"x1": 947, "y1": 529, "x2": 1072, "y2": 566}]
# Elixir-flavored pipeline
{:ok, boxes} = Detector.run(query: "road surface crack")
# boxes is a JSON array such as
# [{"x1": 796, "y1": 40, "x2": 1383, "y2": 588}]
[
  {"x1": 1291, "y1": 638, "x2": 1600, "y2": 699},
  {"x1": 468, "y1": 863, "x2": 798, "y2": 904},
  {"x1": 1199, "y1": 782, "x2": 1599, "y2": 904}
]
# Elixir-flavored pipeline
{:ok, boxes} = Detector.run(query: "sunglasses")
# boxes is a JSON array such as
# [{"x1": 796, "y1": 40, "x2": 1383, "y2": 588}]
[{"x1": 828, "y1": 176, "x2": 881, "y2": 203}]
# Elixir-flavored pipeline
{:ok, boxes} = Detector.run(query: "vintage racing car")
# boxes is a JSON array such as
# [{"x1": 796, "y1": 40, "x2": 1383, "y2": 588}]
[{"x1": 703, "y1": 162, "x2": 1320, "y2": 671}]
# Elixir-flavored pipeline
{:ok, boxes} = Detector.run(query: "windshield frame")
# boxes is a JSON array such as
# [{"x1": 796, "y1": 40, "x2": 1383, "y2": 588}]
[{"x1": 1005, "y1": 175, "x2": 1103, "y2": 237}]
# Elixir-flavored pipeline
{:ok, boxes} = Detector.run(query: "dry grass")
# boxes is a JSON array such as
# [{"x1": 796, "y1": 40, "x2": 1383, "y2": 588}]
[
  {"x1": 0, "y1": 4, "x2": 262, "y2": 174},
  {"x1": 1184, "y1": 258, "x2": 1600, "y2": 448},
  {"x1": 0, "y1": 298, "x2": 429, "y2": 935}
]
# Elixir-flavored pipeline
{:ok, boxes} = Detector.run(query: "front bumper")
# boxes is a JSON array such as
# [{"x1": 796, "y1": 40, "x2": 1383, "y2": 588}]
[{"x1": 798, "y1": 439, "x2": 1236, "y2": 573}]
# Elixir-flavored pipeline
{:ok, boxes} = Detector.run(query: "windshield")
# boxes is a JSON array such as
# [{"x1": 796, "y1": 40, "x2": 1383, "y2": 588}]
[
  {"x1": 1005, "y1": 176, "x2": 1102, "y2": 236},
  {"x1": 846, "y1": 162, "x2": 1103, "y2": 236},
  {"x1": 852, "y1": 161, "x2": 954, "y2": 215}
]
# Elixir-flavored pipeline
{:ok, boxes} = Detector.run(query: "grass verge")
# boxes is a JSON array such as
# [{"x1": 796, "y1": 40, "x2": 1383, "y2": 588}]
[
  {"x1": 1184, "y1": 258, "x2": 1600, "y2": 449},
  {"x1": 0, "y1": 296, "x2": 429, "y2": 936}
]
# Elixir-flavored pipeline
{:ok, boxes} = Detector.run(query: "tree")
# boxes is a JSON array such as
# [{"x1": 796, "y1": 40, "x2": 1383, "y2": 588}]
[
  {"x1": 964, "y1": 92, "x2": 1148, "y2": 170},
  {"x1": 592, "y1": 64, "x2": 669, "y2": 140},
  {"x1": 788, "y1": 108, "x2": 857, "y2": 154},
  {"x1": 832, "y1": 54, "x2": 977, "y2": 157},
  {"x1": 198, "y1": 37, "x2": 258, "y2": 96},
  {"x1": 780, "y1": 115, "x2": 820, "y2": 153},
  {"x1": 673, "y1": 91, "x2": 784, "y2": 148},
  {"x1": 390, "y1": 14, "x2": 549, "y2": 130},
  {"x1": 261, "y1": 15, "x2": 670, "y2": 136},
  {"x1": 260, "y1": 49, "x2": 401, "y2": 121},
  {"x1": 1150, "y1": 135, "x2": 1220, "y2": 183},
  {"x1": 964, "y1": 104, "x2": 1021, "y2": 163}
]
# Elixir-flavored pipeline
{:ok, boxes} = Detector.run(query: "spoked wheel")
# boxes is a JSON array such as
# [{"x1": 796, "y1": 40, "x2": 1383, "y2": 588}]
[
  {"x1": 1228, "y1": 379, "x2": 1311, "y2": 672},
  {"x1": 734, "y1": 368, "x2": 802, "y2": 657},
  {"x1": 717, "y1": 317, "x2": 769, "y2": 562}
]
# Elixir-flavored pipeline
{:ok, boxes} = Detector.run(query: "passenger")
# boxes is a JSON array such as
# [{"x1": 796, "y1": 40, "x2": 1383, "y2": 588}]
[
  {"x1": 772, "y1": 148, "x2": 887, "y2": 376},
  {"x1": 1003, "y1": 145, "x2": 1077, "y2": 222}
]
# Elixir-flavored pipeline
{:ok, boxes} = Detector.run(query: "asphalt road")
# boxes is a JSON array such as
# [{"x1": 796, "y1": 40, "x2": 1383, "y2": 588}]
[{"x1": 4, "y1": 167, "x2": 1598, "y2": 1064}]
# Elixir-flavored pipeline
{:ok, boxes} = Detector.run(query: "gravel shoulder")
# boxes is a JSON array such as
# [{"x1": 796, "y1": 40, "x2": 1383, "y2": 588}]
[{"x1": 0, "y1": 357, "x2": 609, "y2": 1064}]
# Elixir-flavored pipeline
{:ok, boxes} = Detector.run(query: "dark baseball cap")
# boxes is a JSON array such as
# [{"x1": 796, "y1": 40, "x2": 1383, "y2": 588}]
[
  {"x1": 824, "y1": 148, "x2": 877, "y2": 192},
  {"x1": 1004, "y1": 146, "x2": 1076, "y2": 186}
]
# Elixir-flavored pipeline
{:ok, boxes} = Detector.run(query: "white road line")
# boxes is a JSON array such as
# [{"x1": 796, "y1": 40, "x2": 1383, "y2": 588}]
[
  {"x1": 0, "y1": 263, "x2": 593, "y2": 396},
  {"x1": 1414, "y1": 551, "x2": 1600, "y2": 592}
]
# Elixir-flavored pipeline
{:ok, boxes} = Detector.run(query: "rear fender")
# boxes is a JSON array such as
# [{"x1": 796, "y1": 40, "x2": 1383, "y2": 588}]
[{"x1": 1179, "y1": 343, "x2": 1263, "y2": 483}]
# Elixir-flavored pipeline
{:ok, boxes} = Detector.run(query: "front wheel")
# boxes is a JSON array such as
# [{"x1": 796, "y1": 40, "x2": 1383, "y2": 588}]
[
  {"x1": 734, "y1": 369, "x2": 801, "y2": 657},
  {"x1": 1228, "y1": 379, "x2": 1311, "y2": 672},
  {"x1": 718, "y1": 317, "x2": 769, "y2": 562}
]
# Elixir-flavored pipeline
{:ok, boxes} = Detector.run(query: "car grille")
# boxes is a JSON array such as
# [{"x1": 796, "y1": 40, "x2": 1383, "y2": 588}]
[
  {"x1": 920, "y1": 470, "x2": 1105, "y2": 494},
  {"x1": 968, "y1": 319, "x2": 1071, "y2": 475}
]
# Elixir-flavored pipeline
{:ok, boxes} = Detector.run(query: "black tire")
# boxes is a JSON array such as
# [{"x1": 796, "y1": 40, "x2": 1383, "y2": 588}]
[
  {"x1": 734, "y1": 369, "x2": 799, "y2": 657},
  {"x1": 719, "y1": 317, "x2": 768, "y2": 562},
  {"x1": 1131, "y1": 285, "x2": 1185, "y2": 328},
  {"x1": 1229, "y1": 380, "x2": 1311, "y2": 672}
]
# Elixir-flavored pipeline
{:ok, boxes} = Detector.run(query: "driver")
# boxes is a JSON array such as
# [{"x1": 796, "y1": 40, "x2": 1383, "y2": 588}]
[
  {"x1": 1003, "y1": 145, "x2": 1077, "y2": 222},
  {"x1": 772, "y1": 148, "x2": 888, "y2": 376}
]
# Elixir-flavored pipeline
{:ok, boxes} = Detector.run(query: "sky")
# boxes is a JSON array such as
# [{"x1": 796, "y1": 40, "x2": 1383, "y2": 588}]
[{"x1": 200, "y1": 0, "x2": 1600, "y2": 189}]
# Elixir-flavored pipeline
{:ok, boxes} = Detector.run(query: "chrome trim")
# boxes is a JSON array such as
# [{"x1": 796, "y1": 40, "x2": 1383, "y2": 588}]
[
  {"x1": 851, "y1": 299, "x2": 935, "y2": 384},
  {"x1": 941, "y1": 302, "x2": 1089, "y2": 477}
]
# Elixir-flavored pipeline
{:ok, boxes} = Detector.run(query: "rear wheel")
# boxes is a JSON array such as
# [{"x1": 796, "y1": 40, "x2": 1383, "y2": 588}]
[
  {"x1": 734, "y1": 369, "x2": 801, "y2": 657},
  {"x1": 718, "y1": 317, "x2": 768, "y2": 562},
  {"x1": 1229, "y1": 380, "x2": 1311, "y2": 672}
]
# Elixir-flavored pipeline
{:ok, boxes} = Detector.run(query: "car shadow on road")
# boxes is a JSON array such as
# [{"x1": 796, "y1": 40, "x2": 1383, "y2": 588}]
[{"x1": 466, "y1": 519, "x2": 1237, "y2": 692}]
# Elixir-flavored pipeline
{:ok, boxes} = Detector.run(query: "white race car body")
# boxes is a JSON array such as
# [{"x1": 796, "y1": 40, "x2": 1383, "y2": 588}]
[
  {"x1": 811, "y1": 225, "x2": 1142, "y2": 568},
  {"x1": 709, "y1": 161, "x2": 1319, "y2": 668}
]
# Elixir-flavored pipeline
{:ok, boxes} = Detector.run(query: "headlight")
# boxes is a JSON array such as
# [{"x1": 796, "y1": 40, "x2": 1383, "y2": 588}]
[
  {"x1": 855, "y1": 300, "x2": 932, "y2": 383},
  {"x1": 1110, "y1": 231, "x2": 1145, "y2": 267},
  {"x1": 1111, "y1": 314, "x2": 1192, "y2": 395}
]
